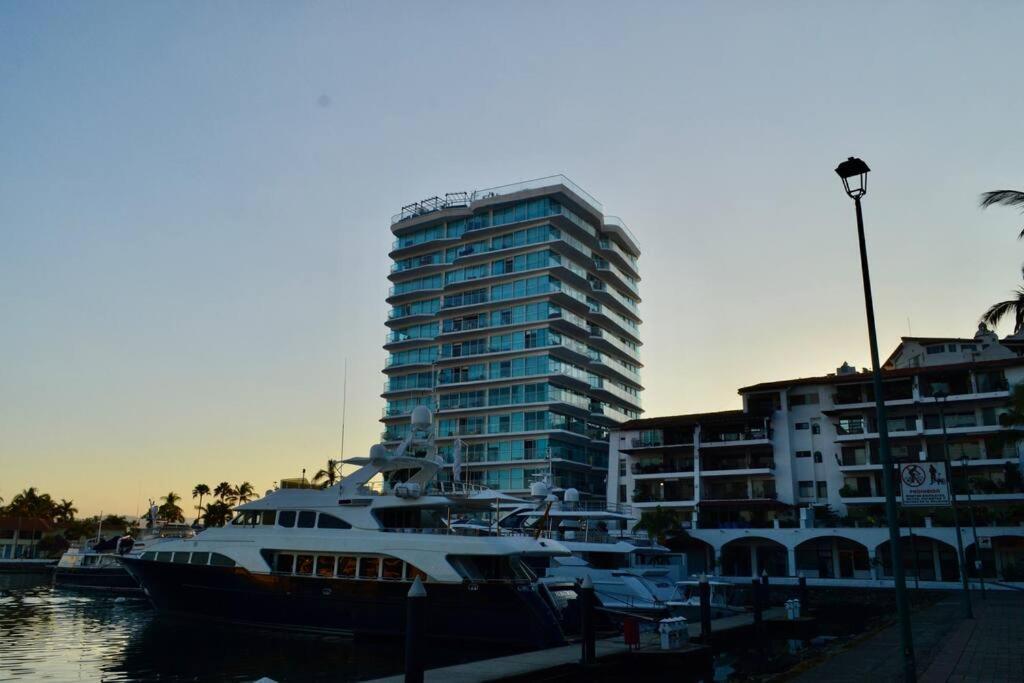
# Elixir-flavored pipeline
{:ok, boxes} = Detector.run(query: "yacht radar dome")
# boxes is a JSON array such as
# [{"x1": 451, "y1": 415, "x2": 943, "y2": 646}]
[
  {"x1": 369, "y1": 443, "x2": 389, "y2": 466},
  {"x1": 411, "y1": 405, "x2": 433, "y2": 428},
  {"x1": 563, "y1": 488, "x2": 580, "y2": 504}
]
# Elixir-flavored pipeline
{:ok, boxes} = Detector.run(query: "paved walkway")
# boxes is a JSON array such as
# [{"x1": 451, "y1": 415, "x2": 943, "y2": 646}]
[{"x1": 792, "y1": 592, "x2": 1024, "y2": 682}]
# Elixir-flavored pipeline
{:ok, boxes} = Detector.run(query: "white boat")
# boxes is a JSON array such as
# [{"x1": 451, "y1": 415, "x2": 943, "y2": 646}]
[
  {"x1": 666, "y1": 579, "x2": 746, "y2": 620},
  {"x1": 497, "y1": 477, "x2": 687, "y2": 616},
  {"x1": 120, "y1": 408, "x2": 573, "y2": 647}
]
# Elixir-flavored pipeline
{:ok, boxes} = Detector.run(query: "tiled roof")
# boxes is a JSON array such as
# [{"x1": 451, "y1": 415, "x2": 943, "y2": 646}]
[{"x1": 0, "y1": 516, "x2": 53, "y2": 532}]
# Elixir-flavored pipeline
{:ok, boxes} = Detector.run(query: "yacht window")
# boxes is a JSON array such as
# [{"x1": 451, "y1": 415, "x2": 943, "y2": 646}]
[
  {"x1": 275, "y1": 553, "x2": 294, "y2": 573},
  {"x1": 405, "y1": 564, "x2": 428, "y2": 582},
  {"x1": 316, "y1": 556, "x2": 336, "y2": 577},
  {"x1": 337, "y1": 556, "x2": 357, "y2": 578},
  {"x1": 260, "y1": 511, "x2": 276, "y2": 526},
  {"x1": 232, "y1": 512, "x2": 257, "y2": 525},
  {"x1": 142, "y1": 552, "x2": 157, "y2": 561},
  {"x1": 210, "y1": 553, "x2": 235, "y2": 567},
  {"x1": 278, "y1": 511, "x2": 297, "y2": 528},
  {"x1": 359, "y1": 557, "x2": 380, "y2": 580},
  {"x1": 297, "y1": 511, "x2": 317, "y2": 528},
  {"x1": 317, "y1": 513, "x2": 352, "y2": 529},
  {"x1": 382, "y1": 558, "x2": 403, "y2": 581},
  {"x1": 156, "y1": 552, "x2": 172, "y2": 563},
  {"x1": 172, "y1": 552, "x2": 190, "y2": 564},
  {"x1": 83, "y1": 556, "x2": 98, "y2": 566},
  {"x1": 296, "y1": 554, "x2": 314, "y2": 575},
  {"x1": 448, "y1": 555, "x2": 534, "y2": 582}
]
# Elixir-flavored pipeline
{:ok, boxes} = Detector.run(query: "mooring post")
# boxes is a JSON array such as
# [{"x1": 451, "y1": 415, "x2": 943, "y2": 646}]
[
  {"x1": 405, "y1": 576, "x2": 426, "y2": 683},
  {"x1": 760, "y1": 570, "x2": 770, "y2": 605},
  {"x1": 699, "y1": 574, "x2": 712, "y2": 642},
  {"x1": 580, "y1": 575, "x2": 596, "y2": 666},
  {"x1": 798, "y1": 572, "x2": 807, "y2": 615}
]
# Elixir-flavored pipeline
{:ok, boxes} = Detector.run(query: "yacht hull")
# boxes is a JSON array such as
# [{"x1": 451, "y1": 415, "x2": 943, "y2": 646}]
[
  {"x1": 120, "y1": 557, "x2": 565, "y2": 648},
  {"x1": 53, "y1": 566, "x2": 141, "y2": 594}
]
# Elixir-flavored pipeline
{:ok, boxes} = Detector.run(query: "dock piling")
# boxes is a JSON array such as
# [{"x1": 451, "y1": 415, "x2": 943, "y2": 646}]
[
  {"x1": 698, "y1": 574, "x2": 712, "y2": 642},
  {"x1": 580, "y1": 575, "x2": 596, "y2": 667},
  {"x1": 405, "y1": 577, "x2": 426, "y2": 683}
]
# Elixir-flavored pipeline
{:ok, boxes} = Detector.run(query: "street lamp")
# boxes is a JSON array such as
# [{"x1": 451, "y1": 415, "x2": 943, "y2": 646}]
[
  {"x1": 834, "y1": 157, "x2": 916, "y2": 681},
  {"x1": 932, "y1": 388, "x2": 973, "y2": 618}
]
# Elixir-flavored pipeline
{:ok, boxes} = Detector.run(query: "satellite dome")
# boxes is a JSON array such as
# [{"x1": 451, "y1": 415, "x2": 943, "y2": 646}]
[
  {"x1": 530, "y1": 481, "x2": 550, "y2": 498},
  {"x1": 369, "y1": 443, "x2": 389, "y2": 466},
  {"x1": 563, "y1": 488, "x2": 580, "y2": 503},
  {"x1": 411, "y1": 405, "x2": 433, "y2": 428}
]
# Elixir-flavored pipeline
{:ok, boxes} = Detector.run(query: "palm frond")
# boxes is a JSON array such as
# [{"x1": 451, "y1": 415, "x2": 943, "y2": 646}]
[
  {"x1": 981, "y1": 287, "x2": 1024, "y2": 333},
  {"x1": 979, "y1": 190, "x2": 1024, "y2": 210}
]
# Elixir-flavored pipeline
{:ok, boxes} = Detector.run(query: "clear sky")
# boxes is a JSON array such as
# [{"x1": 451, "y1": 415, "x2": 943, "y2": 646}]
[{"x1": 3, "y1": 1, "x2": 1024, "y2": 518}]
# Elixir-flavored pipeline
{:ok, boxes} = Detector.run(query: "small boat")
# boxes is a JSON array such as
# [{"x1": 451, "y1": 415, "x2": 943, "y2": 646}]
[
  {"x1": 120, "y1": 408, "x2": 574, "y2": 648},
  {"x1": 666, "y1": 579, "x2": 746, "y2": 620},
  {"x1": 54, "y1": 522, "x2": 194, "y2": 594}
]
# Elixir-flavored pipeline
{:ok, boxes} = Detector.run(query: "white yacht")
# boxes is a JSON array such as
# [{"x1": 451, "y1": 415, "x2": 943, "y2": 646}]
[
  {"x1": 120, "y1": 409, "x2": 572, "y2": 647},
  {"x1": 666, "y1": 579, "x2": 746, "y2": 620},
  {"x1": 497, "y1": 477, "x2": 686, "y2": 615}
]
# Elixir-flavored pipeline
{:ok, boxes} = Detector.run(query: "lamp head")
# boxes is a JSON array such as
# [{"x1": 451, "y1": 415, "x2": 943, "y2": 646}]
[{"x1": 835, "y1": 157, "x2": 870, "y2": 199}]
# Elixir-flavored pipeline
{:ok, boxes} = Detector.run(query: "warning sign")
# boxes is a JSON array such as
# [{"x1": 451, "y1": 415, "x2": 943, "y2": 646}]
[{"x1": 899, "y1": 462, "x2": 952, "y2": 507}]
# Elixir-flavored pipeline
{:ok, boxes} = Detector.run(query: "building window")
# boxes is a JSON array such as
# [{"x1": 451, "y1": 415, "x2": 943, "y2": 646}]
[
  {"x1": 811, "y1": 423, "x2": 821, "y2": 435},
  {"x1": 816, "y1": 482, "x2": 828, "y2": 498},
  {"x1": 798, "y1": 481, "x2": 814, "y2": 497},
  {"x1": 795, "y1": 422, "x2": 809, "y2": 430},
  {"x1": 795, "y1": 450, "x2": 811, "y2": 458},
  {"x1": 789, "y1": 393, "x2": 820, "y2": 406},
  {"x1": 926, "y1": 344, "x2": 945, "y2": 354},
  {"x1": 814, "y1": 451, "x2": 823, "y2": 463}
]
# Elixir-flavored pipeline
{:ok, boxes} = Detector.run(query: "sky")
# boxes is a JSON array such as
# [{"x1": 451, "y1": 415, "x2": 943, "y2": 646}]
[{"x1": 2, "y1": 1, "x2": 1024, "y2": 518}]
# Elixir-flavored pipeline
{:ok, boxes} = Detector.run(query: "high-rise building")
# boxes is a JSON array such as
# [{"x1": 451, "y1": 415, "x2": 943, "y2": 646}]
[{"x1": 383, "y1": 176, "x2": 643, "y2": 497}]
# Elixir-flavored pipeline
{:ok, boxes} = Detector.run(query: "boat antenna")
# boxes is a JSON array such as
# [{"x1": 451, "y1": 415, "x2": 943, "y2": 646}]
[{"x1": 340, "y1": 357, "x2": 348, "y2": 462}]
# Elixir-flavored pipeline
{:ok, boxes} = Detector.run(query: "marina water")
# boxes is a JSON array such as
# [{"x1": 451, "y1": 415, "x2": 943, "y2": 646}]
[{"x1": 0, "y1": 578, "x2": 520, "y2": 682}]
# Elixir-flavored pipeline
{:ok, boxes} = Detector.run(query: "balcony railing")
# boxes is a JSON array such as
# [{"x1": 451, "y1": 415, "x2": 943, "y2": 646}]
[
  {"x1": 700, "y1": 428, "x2": 772, "y2": 444},
  {"x1": 632, "y1": 461, "x2": 694, "y2": 475},
  {"x1": 700, "y1": 458, "x2": 775, "y2": 472}
]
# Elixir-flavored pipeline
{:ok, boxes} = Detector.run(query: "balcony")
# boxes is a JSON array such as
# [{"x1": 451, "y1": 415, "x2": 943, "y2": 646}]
[
  {"x1": 588, "y1": 326, "x2": 642, "y2": 365},
  {"x1": 632, "y1": 480, "x2": 695, "y2": 505},
  {"x1": 590, "y1": 401, "x2": 637, "y2": 425},
  {"x1": 589, "y1": 376, "x2": 643, "y2": 410},
  {"x1": 700, "y1": 455, "x2": 775, "y2": 476},
  {"x1": 699, "y1": 427, "x2": 772, "y2": 448},
  {"x1": 593, "y1": 256, "x2": 640, "y2": 298},
  {"x1": 631, "y1": 459, "x2": 695, "y2": 477},
  {"x1": 597, "y1": 236, "x2": 640, "y2": 278},
  {"x1": 831, "y1": 380, "x2": 915, "y2": 408},
  {"x1": 588, "y1": 351, "x2": 642, "y2": 387}
]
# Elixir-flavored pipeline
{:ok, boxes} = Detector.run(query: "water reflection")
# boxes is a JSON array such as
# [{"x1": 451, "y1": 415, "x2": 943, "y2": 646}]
[{"x1": 0, "y1": 585, "x2": 519, "y2": 682}]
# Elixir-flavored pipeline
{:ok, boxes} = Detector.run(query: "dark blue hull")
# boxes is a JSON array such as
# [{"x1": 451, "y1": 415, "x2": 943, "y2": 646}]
[
  {"x1": 119, "y1": 557, "x2": 566, "y2": 648},
  {"x1": 53, "y1": 566, "x2": 141, "y2": 594}
]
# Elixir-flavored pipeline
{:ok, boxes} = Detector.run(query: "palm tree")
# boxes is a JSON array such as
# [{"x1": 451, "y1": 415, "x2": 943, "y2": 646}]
[
  {"x1": 6, "y1": 487, "x2": 57, "y2": 521},
  {"x1": 980, "y1": 189, "x2": 1024, "y2": 239},
  {"x1": 158, "y1": 492, "x2": 185, "y2": 523},
  {"x1": 313, "y1": 459, "x2": 342, "y2": 488},
  {"x1": 235, "y1": 482, "x2": 257, "y2": 504},
  {"x1": 54, "y1": 499, "x2": 77, "y2": 523},
  {"x1": 201, "y1": 501, "x2": 233, "y2": 527},
  {"x1": 192, "y1": 484, "x2": 210, "y2": 523},
  {"x1": 213, "y1": 482, "x2": 236, "y2": 504},
  {"x1": 981, "y1": 268, "x2": 1024, "y2": 334}
]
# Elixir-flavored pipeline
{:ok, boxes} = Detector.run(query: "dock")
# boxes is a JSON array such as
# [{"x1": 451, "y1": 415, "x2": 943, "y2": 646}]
[{"x1": 363, "y1": 608, "x2": 792, "y2": 683}]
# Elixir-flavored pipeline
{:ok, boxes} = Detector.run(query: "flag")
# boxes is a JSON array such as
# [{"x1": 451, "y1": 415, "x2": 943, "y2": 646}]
[{"x1": 453, "y1": 438, "x2": 463, "y2": 482}]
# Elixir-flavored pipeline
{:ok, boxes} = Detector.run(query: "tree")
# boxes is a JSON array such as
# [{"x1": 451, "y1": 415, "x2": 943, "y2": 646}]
[
  {"x1": 102, "y1": 514, "x2": 130, "y2": 532},
  {"x1": 201, "y1": 501, "x2": 233, "y2": 527},
  {"x1": 214, "y1": 482, "x2": 236, "y2": 504},
  {"x1": 980, "y1": 189, "x2": 1024, "y2": 239},
  {"x1": 192, "y1": 484, "x2": 210, "y2": 523},
  {"x1": 313, "y1": 459, "x2": 342, "y2": 488},
  {"x1": 158, "y1": 492, "x2": 185, "y2": 523},
  {"x1": 235, "y1": 482, "x2": 258, "y2": 504},
  {"x1": 54, "y1": 499, "x2": 77, "y2": 524},
  {"x1": 980, "y1": 269, "x2": 1024, "y2": 334},
  {"x1": 5, "y1": 487, "x2": 57, "y2": 522},
  {"x1": 632, "y1": 506, "x2": 680, "y2": 545}
]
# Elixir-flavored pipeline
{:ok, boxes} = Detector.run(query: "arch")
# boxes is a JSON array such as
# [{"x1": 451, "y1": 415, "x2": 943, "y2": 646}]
[
  {"x1": 964, "y1": 533, "x2": 1024, "y2": 580},
  {"x1": 665, "y1": 535, "x2": 715, "y2": 576},
  {"x1": 720, "y1": 536, "x2": 788, "y2": 578},
  {"x1": 794, "y1": 536, "x2": 871, "y2": 579},
  {"x1": 877, "y1": 536, "x2": 960, "y2": 582}
]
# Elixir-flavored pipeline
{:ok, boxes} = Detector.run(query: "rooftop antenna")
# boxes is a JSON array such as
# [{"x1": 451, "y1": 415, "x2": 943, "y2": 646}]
[{"x1": 907, "y1": 316, "x2": 912, "y2": 336}]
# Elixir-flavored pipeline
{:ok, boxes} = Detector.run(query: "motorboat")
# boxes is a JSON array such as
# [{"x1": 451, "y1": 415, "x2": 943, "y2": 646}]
[
  {"x1": 54, "y1": 514, "x2": 194, "y2": 594},
  {"x1": 666, "y1": 579, "x2": 746, "y2": 620},
  {"x1": 120, "y1": 408, "x2": 573, "y2": 648},
  {"x1": 498, "y1": 477, "x2": 686, "y2": 616}
]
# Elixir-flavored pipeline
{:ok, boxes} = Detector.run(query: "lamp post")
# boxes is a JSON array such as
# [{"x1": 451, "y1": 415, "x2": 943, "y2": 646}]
[
  {"x1": 834, "y1": 157, "x2": 916, "y2": 681},
  {"x1": 933, "y1": 389, "x2": 973, "y2": 618},
  {"x1": 959, "y1": 453, "x2": 986, "y2": 599}
]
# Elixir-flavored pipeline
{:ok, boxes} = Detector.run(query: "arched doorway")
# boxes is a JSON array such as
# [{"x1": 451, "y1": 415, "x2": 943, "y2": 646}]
[
  {"x1": 878, "y1": 537, "x2": 960, "y2": 582},
  {"x1": 720, "y1": 537, "x2": 788, "y2": 577},
  {"x1": 795, "y1": 537, "x2": 871, "y2": 579},
  {"x1": 965, "y1": 534, "x2": 1024, "y2": 580}
]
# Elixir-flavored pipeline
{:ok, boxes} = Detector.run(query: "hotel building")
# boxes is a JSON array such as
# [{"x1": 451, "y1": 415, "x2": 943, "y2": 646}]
[
  {"x1": 608, "y1": 325, "x2": 1024, "y2": 584},
  {"x1": 383, "y1": 176, "x2": 643, "y2": 497}
]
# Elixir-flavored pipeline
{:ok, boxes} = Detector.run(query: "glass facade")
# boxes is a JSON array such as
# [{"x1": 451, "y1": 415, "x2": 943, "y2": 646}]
[{"x1": 383, "y1": 179, "x2": 641, "y2": 496}]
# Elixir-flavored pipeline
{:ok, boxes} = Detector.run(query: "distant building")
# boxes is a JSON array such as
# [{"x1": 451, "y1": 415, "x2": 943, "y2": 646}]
[
  {"x1": 608, "y1": 325, "x2": 1024, "y2": 584},
  {"x1": 0, "y1": 517, "x2": 53, "y2": 559},
  {"x1": 383, "y1": 176, "x2": 643, "y2": 497}
]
